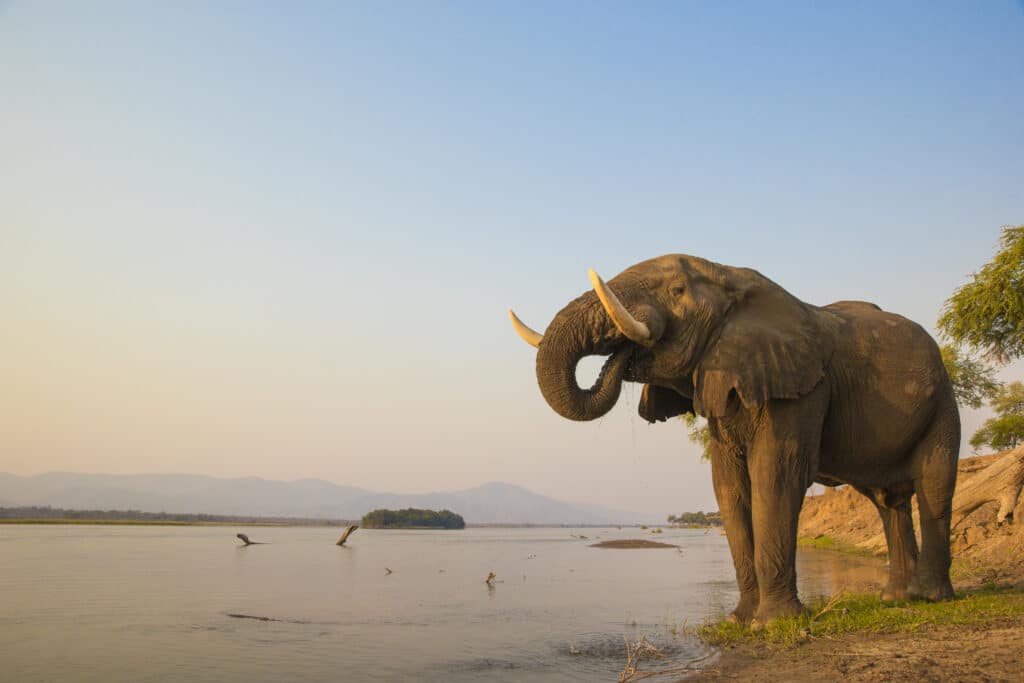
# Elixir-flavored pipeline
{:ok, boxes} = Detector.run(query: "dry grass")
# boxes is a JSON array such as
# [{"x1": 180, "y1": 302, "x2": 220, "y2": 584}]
[{"x1": 617, "y1": 634, "x2": 718, "y2": 681}]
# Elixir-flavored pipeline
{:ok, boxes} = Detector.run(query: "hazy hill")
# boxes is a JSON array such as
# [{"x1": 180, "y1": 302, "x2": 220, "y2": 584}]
[{"x1": 0, "y1": 472, "x2": 644, "y2": 525}]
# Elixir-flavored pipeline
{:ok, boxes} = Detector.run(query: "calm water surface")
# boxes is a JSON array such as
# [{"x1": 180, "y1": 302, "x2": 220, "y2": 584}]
[{"x1": 0, "y1": 525, "x2": 883, "y2": 681}]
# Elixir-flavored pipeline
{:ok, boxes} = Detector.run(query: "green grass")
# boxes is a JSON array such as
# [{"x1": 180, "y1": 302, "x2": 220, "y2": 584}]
[
  {"x1": 698, "y1": 586, "x2": 1024, "y2": 647},
  {"x1": 797, "y1": 534, "x2": 882, "y2": 559}
]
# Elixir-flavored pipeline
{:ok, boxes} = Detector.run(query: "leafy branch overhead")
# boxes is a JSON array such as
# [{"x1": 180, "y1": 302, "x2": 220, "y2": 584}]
[
  {"x1": 682, "y1": 413, "x2": 712, "y2": 462},
  {"x1": 937, "y1": 225, "x2": 1024, "y2": 453},
  {"x1": 941, "y1": 344, "x2": 1000, "y2": 410},
  {"x1": 969, "y1": 381, "x2": 1024, "y2": 453},
  {"x1": 939, "y1": 225, "x2": 1024, "y2": 364}
]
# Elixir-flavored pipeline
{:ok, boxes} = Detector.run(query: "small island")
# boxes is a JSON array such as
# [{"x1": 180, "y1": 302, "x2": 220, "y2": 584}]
[{"x1": 360, "y1": 508, "x2": 465, "y2": 529}]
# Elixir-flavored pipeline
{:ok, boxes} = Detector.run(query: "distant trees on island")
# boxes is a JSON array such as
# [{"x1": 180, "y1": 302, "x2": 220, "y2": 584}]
[
  {"x1": 360, "y1": 508, "x2": 465, "y2": 529},
  {"x1": 667, "y1": 511, "x2": 722, "y2": 527}
]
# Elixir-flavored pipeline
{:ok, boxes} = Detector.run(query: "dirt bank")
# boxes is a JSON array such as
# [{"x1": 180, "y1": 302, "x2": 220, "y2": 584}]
[{"x1": 798, "y1": 449, "x2": 1024, "y2": 587}]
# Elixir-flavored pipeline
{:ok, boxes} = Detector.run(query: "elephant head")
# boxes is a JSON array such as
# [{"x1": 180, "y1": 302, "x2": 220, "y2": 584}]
[{"x1": 510, "y1": 255, "x2": 832, "y2": 423}]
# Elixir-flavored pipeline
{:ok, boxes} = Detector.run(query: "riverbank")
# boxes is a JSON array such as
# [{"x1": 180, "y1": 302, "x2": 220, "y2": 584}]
[
  {"x1": 706, "y1": 605, "x2": 1024, "y2": 681},
  {"x1": 700, "y1": 450, "x2": 1024, "y2": 681},
  {"x1": 797, "y1": 450, "x2": 1024, "y2": 588}
]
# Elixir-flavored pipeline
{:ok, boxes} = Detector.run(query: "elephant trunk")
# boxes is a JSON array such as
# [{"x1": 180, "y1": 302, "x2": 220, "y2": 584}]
[{"x1": 535, "y1": 293, "x2": 632, "y2": 422}]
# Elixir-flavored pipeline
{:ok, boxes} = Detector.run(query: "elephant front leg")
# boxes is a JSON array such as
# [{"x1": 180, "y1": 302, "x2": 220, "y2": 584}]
[
  {"x1": 747, "y1": 396, "x2": 826, "y2": 626},
  {"x1": 711, "y1": 443, "x2": 758, "y2": 624}
]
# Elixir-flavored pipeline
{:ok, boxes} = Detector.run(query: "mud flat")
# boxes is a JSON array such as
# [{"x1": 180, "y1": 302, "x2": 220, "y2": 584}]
[{"x1": 589, "y1": 539, "x2": 678, "y2": 549}]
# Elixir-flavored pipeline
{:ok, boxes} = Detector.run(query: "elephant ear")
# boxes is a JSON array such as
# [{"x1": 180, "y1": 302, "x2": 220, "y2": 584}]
[
  {"x1": 638, "y1": 384, "x2": 694, "y2": 424},
  {"x1": 694, "y1": 286, "x2": 832, "y2": 418}
]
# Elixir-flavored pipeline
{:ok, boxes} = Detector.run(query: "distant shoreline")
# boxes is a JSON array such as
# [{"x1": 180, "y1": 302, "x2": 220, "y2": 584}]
[
  {"x1": 0, "y1": 519, "x2": 642, "y2": 528},
  {"x1": 0, "y1": 505, "x2": 650, "y2": 528},
  {"x1": 0, "y1": 517, "x2": 649, "y2": 529},
  {"x1": 0, "y1": 519, "x2": 290, "y2": 526}
]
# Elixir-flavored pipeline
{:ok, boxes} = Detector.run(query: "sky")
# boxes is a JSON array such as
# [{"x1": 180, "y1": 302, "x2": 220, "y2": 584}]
[{"x1": 1, "y1": 1, "x2": 1022, "y2": 517}]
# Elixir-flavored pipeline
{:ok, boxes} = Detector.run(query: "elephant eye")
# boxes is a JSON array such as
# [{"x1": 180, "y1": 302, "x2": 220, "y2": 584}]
[{"x1": 671, "y1": 284, "x2": 686, "y2": 297}]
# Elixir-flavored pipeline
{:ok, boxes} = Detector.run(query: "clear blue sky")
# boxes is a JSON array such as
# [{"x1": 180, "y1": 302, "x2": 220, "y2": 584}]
[{"x1": 2, "y1": 1, "x2": 1022, "y2": 516}]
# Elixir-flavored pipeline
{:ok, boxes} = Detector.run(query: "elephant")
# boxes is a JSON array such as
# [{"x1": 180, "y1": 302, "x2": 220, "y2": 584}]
[{"x1": 510, "y1": 254, "x2": 959, "y2": 626}]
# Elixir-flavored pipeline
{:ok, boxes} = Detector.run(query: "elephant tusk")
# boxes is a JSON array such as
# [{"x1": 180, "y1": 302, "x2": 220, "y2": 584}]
[
  {"x1": 588, "y1": 269, "x2": 651, "y2": 344},
  {"x1": 509, "y1": 309, "x2": 543, "y2": 348}
]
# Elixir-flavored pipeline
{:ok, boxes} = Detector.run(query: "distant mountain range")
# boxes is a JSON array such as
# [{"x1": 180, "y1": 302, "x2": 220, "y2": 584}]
[{"x1": 0, "y1": 472, "x2": 647, "y2": 525}]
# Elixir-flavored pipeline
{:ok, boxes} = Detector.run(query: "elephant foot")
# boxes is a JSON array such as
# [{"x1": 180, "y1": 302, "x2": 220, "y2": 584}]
[
  {"x1": 727, "y1": 597, "x2": 759, "y2": 625},
  {"x1": 729, "y1": 593, "x2": 761, "y2": 626},
  {"x1": 751, "y1": 598, "x2": 803, "y2": 629},
  {"x1": 911, "y1": 578, "x2": 954, "y2": 602}
]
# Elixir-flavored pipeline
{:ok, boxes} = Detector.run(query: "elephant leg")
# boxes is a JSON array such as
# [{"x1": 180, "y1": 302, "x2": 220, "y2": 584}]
[
  {"x1": 747, "y1": 389, "x2": 826, "y2": 626},
  {"x1": 874, "y1": 497, "x2": 919, "y2": 601},
  {"x1": 878, "y1": 503, "x2": 919, "y2": 601},
  {"x1": 711, "y1": 442, "x2": 758, "y2": 624},
  {"x1": 853, "y1": 484, "x2": 918, "y2": 601},
  {"x1": 912, "y1": 403, "x2": 959, "y2": 601}
]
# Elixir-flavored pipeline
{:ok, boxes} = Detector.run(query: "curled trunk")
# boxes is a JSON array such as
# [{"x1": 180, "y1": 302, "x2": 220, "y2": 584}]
[{"x1": 535, "y1": 294, "x2": 631, "y2": 421}]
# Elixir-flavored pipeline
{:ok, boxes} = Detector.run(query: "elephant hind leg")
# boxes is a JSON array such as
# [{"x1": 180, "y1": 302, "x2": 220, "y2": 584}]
[
  {"x1": 860, "y1": 484, "x2": 918, "y2": 601},
  {"x1": 912, "y1": 401, "x2": 960, "y2": 601}
]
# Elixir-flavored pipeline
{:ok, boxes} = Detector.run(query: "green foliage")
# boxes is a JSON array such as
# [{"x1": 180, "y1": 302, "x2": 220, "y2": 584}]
[
  {"x1": 940, "y1": 344, "x2": 1001, "y2": 409},
  {"x1": 681, "y1": 413, "x2": 712, "y2": 462},
  {"x1": 969, "y1": 381, "x2": 1024, "y2": 452},
  {"x1": 797, "y1": 534, "x2": 880, "y2": 558},
  {"x1": 699, "y1": 587, "x2": 1024, "y2": 648},
  {"x1": 939, "y1": 225, "x2": 1024, "y2": 363},
  {"x1": 667, "y1": 510, "x2": 722, "y2": 526},
  {"x1": 360, "y1": 507, "x2": 466, "y2": 529}
]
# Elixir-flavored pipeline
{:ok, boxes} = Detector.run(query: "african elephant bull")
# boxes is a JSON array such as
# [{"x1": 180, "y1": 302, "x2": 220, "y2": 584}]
[{"x1": 510, "y1": 255, "x2": 959, "y2": 626}]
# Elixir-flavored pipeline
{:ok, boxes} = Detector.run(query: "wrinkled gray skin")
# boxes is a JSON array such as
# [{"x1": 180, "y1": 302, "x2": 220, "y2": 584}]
[{"x1": 530, "y1": 255, "x2": 959, "y2": 626}]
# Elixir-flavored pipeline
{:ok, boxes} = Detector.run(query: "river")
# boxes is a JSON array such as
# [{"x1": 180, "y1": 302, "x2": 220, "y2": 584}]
[{"x1": 0, "y1": 525, "x2": 883, "y2": 681}]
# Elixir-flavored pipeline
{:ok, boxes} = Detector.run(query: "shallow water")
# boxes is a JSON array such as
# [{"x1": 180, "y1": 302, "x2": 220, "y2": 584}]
[{"x1": 0, "y1": 525, "x2": 883, "y2": 681}]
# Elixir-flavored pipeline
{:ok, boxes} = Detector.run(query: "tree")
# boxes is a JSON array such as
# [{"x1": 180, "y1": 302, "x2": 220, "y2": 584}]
[
  {"x1": 360, "y1": 508, "x2": 465, "y2": 529},
  {"x1": 682, "y1": 413, "x2": 712, "y2": 462},
  {"x1": 938, "y1": 225, "x2": 1024, "y2": 364},
  {"x1": 969, "y1": 381, "x2": 1024, "y2": 453},
  {"x1": 940, "y1": 344, "x2": 1001, "y2": 409},
  {"x1": 666, "y1": 510, "x2": 723, "y2": 527}
]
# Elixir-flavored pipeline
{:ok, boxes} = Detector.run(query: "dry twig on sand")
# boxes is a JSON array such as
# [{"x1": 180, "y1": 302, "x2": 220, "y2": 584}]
[
  {"x1": 618, "y1": 634, "x2": 717, "y2": 682},
  {"x1": 813, "y1": 592, "x2": 847, "y2": 621}
]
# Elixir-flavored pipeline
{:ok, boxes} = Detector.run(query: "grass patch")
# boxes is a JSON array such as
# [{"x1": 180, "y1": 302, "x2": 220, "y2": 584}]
[
  {"x1": 797, "y1": 534, "x2": 881, "y2": 559},
  {"x1": 698, "y1": 586, "x2": 1024, "y2": 648}
]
